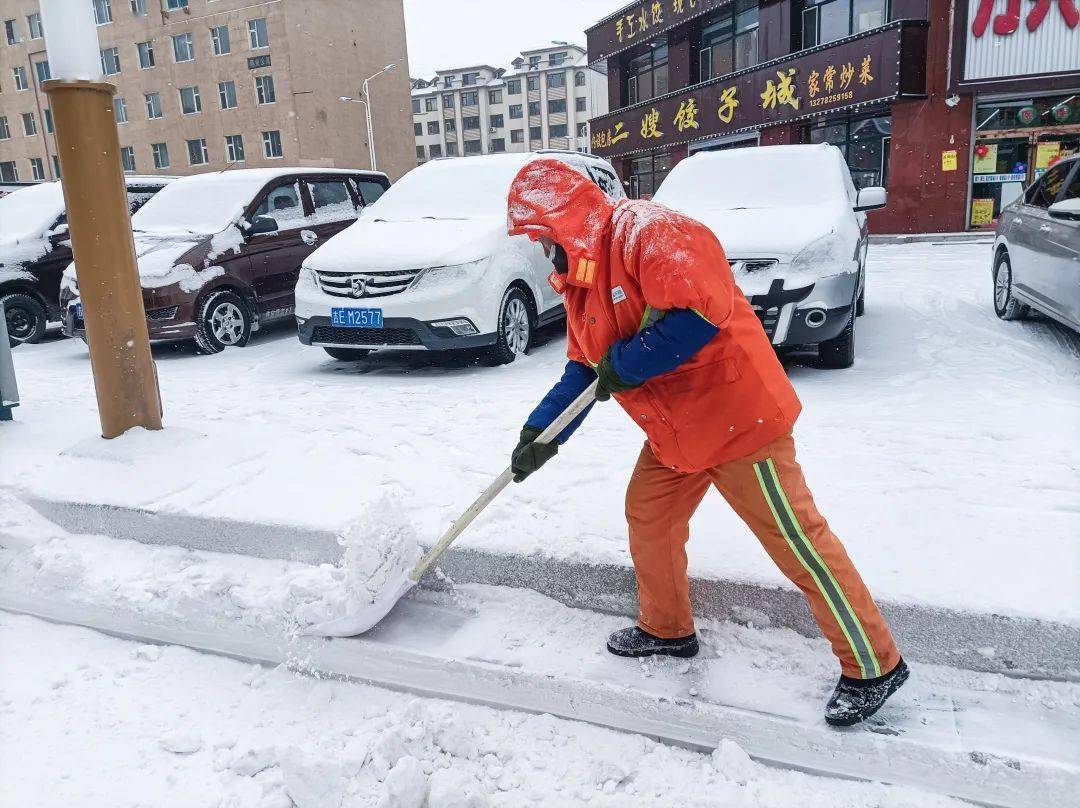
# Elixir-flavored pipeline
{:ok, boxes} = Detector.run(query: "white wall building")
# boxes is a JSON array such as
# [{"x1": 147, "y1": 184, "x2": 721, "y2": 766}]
[{"x1": 410, "y1": 44, "x2": 608, "y2": 163}]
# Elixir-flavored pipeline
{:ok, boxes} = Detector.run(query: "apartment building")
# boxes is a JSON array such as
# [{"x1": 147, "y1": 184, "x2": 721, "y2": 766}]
[
  {"x1": 0, "y1": 0, "x2": 414, "y2": 184},
  {"x1": 410, "y1": 44, "x2": 608, "y2": 164}
]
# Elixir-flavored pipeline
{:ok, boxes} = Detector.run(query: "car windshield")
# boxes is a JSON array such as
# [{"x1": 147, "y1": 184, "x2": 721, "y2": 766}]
[
  {"x1": 368, "y1": 156, "x2": 531, "y2": 221},
  {"x1": 132, "y1": 176, "x2": 266, "y2": 235},
  {"x1": 0, "y1": 181, "x2": 64, "y2": 241},
  {"x1": 654, "y1": 147, "x2": 843, "y2": 210}
]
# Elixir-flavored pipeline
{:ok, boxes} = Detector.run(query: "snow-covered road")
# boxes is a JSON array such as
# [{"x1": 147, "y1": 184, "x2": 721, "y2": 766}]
[{"x1": 3, "y1": 242, "x2": 1077, "y2": 624}]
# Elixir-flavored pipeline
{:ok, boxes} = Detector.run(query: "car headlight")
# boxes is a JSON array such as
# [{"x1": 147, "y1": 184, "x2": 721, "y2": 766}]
[
  {"x1": 409, "y1": 259, "x2": 487, "y2": 291},
  {"x1": 790, "y1": 233, "x2": 856, "y2": 277},
  {"x1": 299, "y1": 265, "x2": 318, "y2": 288}
]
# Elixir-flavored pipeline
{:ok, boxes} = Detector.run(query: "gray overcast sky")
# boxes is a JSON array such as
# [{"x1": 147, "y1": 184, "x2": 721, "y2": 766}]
[{"x1": 402, "y1": 0, "x2": 630, "y2": 77}]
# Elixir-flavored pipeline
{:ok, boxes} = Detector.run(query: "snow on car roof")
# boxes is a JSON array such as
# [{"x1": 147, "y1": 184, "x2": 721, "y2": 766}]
[{"x1": 0, "y1": 181, "x2": 65, "y2": 242}]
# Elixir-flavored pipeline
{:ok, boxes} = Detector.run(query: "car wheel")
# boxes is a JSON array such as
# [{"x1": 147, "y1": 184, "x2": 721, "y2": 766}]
[
  {"x1": 1, "y1": 293, "x2": 47, "y2": 347},
  {"x1": 817, "y1": 307, "x2": 855, "y2": 369},
  {"x1": 485, "y1": 287, "x2": 534, "y2": 365},
  {"x1": 993, "y1": 251, "x2": 1026, "y2": 320},
  {"x1": 194, "y1": 290, "x2": 252, "y2": 354},
  {"x1": 323, "y1": 347, "x2": 371, "y2": 361}
]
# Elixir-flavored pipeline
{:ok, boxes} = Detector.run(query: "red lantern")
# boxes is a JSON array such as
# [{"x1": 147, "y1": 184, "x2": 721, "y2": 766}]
[{"x1": 975, "y1": 144, "x2": 990, "y2": 158}]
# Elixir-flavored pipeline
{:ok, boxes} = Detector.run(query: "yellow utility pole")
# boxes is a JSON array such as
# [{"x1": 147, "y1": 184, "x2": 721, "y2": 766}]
[{"x1": 40, "y1": 1, "x2": 162, "y2": 438}]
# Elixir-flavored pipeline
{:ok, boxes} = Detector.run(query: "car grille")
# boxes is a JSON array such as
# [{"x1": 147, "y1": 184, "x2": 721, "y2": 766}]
[
  {"x1": 314, "y1": 268, "x2": 424, "y2": 299},
  {"x1": 311, "y1": 326, "x2": 422, "y2": 346},
  {"x1": 751, "y1": 305, "x2": 781, "y2": 338},
  {"x1": 730, "y1": 259, "x2": 779, "y2": 273}
]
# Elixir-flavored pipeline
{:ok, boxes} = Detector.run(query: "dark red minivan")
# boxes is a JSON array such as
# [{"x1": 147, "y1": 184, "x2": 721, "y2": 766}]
[{"x1": 61, "y1": 167, "x2": 388, "y2": 353}]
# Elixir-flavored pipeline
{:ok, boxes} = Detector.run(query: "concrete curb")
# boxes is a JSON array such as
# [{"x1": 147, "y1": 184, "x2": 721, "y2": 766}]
[
  {"x1": 27, "y1": 496, "x2": 1079, "y2": 680},
  {"x1": 869, "y1": 232, "x2": 995, "y2": 245}
]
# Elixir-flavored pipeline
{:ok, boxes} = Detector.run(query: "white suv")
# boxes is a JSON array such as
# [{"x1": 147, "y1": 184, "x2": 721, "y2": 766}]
[{"x1": 294, "y1": 151, "x2": 625, "y2": 363}]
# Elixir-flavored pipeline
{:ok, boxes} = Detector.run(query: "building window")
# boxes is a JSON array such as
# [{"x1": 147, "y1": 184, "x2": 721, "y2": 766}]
[
  {"x1": 131, "y1": 0, "x2": 147, "y2": 17},
  {"x1": 145, "y1": 91, "x2": 163, "y2": 118},
  {"x1": 225, "y1": 134, "x2": 245, "y2": 163},
  {"x1": 443, "y1": 75, "x2": 453, "y2": 88},
  {"x1": 444, "y1": 118, "x2": 456, "y2": 133},
  {"x1": 550, "y1": 51, "x2": 567, "y2": 67},
  {"x1": 211, "y1": 25, "x2": 230, "y2": 55},
  {"x1": 30, "y1": 157, "x2": 45, "y2": 181},
  {"x1": 52, "y1": 155, "x2": 61, "y2": 177},
  {"x1": 427, "y1": 120, "x2": 440, "y2": 134},
  {"x1": 507, "y1": 79, "x2": 521, "y2": 94},
  {"x1": 34, "y1": 60, "x2": 51, "y2": 83},
  {"x1": 509, "y1": 104, "x2": 523, "y2": 119},
  {"x1": 137, "y1": 40, "x2": 155, "y2": 69},
  {"x1": 4, "y1": 20, "x2": 19, "y2": 45},
  {"x1": 529, "y1": 125, "x2": 542, "y2": 141},
  {"x1": 462, "y1": 91, "x2": 478, "y2": 106},
  {"x1": 93, "y1": 0, "x2": 113, "y2": 25},
  {"x1": 429, "y1": 143, "x2": 442, "y2": 158},
  {"x1": 511, "y1": 129, "x2": 524, "y2": 143},
  {"x1": 166, "y1": 0, "x2": 189, "y2": 8},
  {"x1": 629, "y1": 153, "x2": 672, "y2": 199},
  {"x1": 575, "y1": 71, "x2": 586, "y2": 87},
  {"x1": 44, "y1": 109, "x2": 53, "y2": 133},
  {"x1": 413, "y1": 122, "x2": 422, "y2": 136},
  {"x1": 114, "y1": 97, "x2": 127, "y2": 124},
  {"x1": 416, "y1": 145, "x2": 426, "y2": 162},
  {"x1": 0, "y1": 162, "x2": 18, "y2": 182},
  {"x1": 489, "y1": 114, "x2": 504, "y2": 129},
  {"x1": 488, "y1": 89, "x2": 502, "y2": 104},
  {"x1": 802, "y1": 0, "x2": 886, "y2": 49},
  {"x1": 152, "y1": 142, "x2": 169, "y2": 169},
  {"x1": 464, "y1": 140, "x2": 482, "y2": 155},
  {"x1": 527, "y1": 75, "x2": 540, "y2": 91},
  {"x1": 187, "y1": 137, "x2": 208, "y2": 165},
  {"x1": 462, "y1": 115, "x2": 480, "y2": 130},
  {"x1": 548, "y1": 98, "x2": 566, "y2": 114},
  {"x1": 425, "y1": 96, "x2": 436, "y2": 112},
  {"x1": 462, "y1": 71, "x2": 479, "y2": 86},
  {"x1": 121, "y1": 145, "x2": 135, "y2": 172},
  {"x1": 528, "y1": 101, "x2": 541, "y2": 116},
  {"x1": 0, "y1": 117, "x2": 9, "y2": 140},
  {"x1": 699, "y1": 0, "x2": 759, "y2": 81},
  {"x1": 575, "y1": 97, "x2": 587, "y2": 113},
  {"x1": 13, "y1": 67, "x2": 28, "y2": 91},
  {"x1": 411, "y1": 98, "x2": 421, "y2": 114},
  {"x1": 100, "y1": 47, "x2": 121, "y2": 75},
  {"x1": 529, "y1": 55, "x2": 541, "y2": 69},
  {"x1": 577, "y1": 122, "x2": 588, "y2": 138},
  {"x1": 255, "y1": 75, "x2": 276, "y2": 104},
  {"x1": 547, "y1": 72, "x2": 565, "y2": 89},
  {"x1": 805, "y1": 114, "x2": 891, "y2": 189},
  {"x1": 27, "y1": 13, "x2": 43, "y2": 39},
  {"x1": 262, "y1": 129, "x2": 283, "y2": 158},
  {"x1": 179, "y1": 85, "x2": 202, "y2": 115},
  {"x1": 443, "y1": 93, "x2": 454, "y2": 108},
  {"x1": 248, "y1": 18, "x2": 269, "y2": 49},
  {"x1": 172, "y1": 33, "x2": 194, "y2": 62},
  {"x1": 21, "y1": 112, "x2": 36, "y2": 136},
  {"x1": 549, "y1": 124, "x2": 568, "y2": 139},
  {"x1": 446, "y1": 141, "x2": 458, "y2": 156},
  {"x1": 627, "y1": 43, "x2": 668, "y2": 105}
]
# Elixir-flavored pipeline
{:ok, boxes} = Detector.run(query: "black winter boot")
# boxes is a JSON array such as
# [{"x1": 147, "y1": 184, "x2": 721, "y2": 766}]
[
  {"x1": 606, "y1": 626, "x2": 699, "y2": 659},
  {"x1": 824, "y1": 658, "x2": 910, "y2": 726}
]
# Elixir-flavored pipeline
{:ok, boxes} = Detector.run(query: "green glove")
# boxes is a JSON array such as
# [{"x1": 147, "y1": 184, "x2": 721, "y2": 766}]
[
  {"x1": 595, "y1": 350, "x2": 642, "y2": 402},
  {"x1": 511, "y1": 426, "x2": 558, "y2": 482}
]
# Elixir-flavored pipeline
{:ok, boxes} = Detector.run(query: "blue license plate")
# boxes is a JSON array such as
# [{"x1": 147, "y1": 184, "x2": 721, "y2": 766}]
[
  {"x1": 331, "y1": 307, "x2": 383, "y2": 328},
  {"x1": 75, "y1": 302, "x2": 83, "y2": 319}
]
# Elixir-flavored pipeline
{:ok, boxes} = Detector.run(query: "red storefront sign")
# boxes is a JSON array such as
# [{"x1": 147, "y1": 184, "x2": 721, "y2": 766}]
[{"x1": 589, "y1": 22, "x2": 927, "y2": 159}]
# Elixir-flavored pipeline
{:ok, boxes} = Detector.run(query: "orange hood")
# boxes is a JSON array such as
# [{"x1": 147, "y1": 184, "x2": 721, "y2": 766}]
[{"x1": 507, "y1": 159, "x2": 615, "y2": 287}]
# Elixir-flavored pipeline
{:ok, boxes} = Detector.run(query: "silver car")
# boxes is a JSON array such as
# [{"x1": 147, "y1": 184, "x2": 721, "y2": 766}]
[{"x1": 992, "y1": 155, "x2": 1080, "y2": 333}]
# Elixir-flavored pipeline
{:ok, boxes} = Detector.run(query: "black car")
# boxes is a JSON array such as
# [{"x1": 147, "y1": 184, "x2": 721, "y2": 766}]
[{"x1": 1, "y1": 176, "x2": 173, "y2": 345}]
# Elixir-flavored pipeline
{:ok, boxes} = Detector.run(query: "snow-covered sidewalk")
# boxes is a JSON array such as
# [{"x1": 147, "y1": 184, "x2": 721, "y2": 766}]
[{"x1": 3, "y1": 242, "x2": 1076, "y2": 630}]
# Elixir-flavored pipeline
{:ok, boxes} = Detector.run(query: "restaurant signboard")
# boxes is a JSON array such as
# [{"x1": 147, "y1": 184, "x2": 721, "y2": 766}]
[
  {"x1": 589, "y1": 22, "x2": 927, "y2": 159},
  {"x1": 587, "y1": 0, "x2": 726, "y2": 62}
]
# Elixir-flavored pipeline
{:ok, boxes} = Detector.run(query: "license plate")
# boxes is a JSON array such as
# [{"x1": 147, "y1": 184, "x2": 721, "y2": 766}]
[
  {"x1": 331, "y1": 307, "x2": 383, "y2": 328},
  {"x1": 75, "y1": 302, "x2": 83, "y2": 319}
]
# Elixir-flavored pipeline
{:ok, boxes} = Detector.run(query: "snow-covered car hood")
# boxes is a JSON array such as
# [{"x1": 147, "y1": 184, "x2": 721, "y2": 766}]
[
  {"x1": 669, "y1": 203, "x2": 851, "y2": 262},
  {"x1": 0, "y1": 235, "x2": 52, "y2": 268},
  {"x1": 305, "y1": 216, "x2": 508, "y2": 273},
  {"x1": 63, "y1": 230, "x2": 236, "y2": 292}
]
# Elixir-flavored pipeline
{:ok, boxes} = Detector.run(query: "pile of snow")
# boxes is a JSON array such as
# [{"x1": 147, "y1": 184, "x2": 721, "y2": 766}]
[{"x1": 337, "y1": 494, "x2": 421, "y2": 607}]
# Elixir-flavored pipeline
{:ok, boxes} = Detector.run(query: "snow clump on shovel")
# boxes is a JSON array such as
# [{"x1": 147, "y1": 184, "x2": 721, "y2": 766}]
[{"x1": 338, "y1": 494, "x2": 422, "y2": 607}]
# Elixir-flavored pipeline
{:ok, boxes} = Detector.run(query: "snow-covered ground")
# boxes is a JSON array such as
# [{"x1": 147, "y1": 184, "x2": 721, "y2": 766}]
[{"x1": 3, "y1": 242, "x2": 1077, "y2": 624}]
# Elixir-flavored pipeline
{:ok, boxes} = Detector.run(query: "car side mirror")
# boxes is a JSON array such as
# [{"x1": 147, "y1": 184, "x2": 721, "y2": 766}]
[
  {"x1": 246, "y1": 215, "x2": 278, "y2": 236},
  {"x1": 854, "y1": 186, "x2": 887, "y2": 212},
  {"x1": 1047, "y1": 198, "x2": 1080, "y2": 221}
]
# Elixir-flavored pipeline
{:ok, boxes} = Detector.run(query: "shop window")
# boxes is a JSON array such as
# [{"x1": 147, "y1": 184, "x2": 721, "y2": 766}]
[
  {"x1": 626, "y1": 43, "x2": 668, "y2": 106},
  {"x1": 806, "y1": 114, "x2": 891, "y2": 189},
  {"x1": 801, "y1": 0, "x2": 887, "y2": 49},
  {"x1": 699, "y1": 0, "x2": 759, "y2": 82},
  {"x1": 629, "y1": 153, "x2": 672, "y2": 199}
]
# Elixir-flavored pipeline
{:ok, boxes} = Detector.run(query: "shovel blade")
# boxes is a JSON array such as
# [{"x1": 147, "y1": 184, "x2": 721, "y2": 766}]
[{"x1": 306, "y1": 574, "x2": 417, "y2": 637}]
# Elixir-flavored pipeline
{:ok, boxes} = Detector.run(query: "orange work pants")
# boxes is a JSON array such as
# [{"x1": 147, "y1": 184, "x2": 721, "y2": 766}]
[{"x1": 625, "y1": 432, "x2": 900, "y2": 679}]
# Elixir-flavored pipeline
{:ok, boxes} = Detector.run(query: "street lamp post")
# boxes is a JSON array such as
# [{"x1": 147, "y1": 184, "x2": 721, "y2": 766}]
[{"x1": 340, "y1": 63, "x2": 396, "y2": 172}]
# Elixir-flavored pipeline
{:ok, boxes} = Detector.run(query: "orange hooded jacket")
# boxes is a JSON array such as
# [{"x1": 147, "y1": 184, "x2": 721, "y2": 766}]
[{"x1": 508, "y1": 159, "x2": 801, "y2": 472}]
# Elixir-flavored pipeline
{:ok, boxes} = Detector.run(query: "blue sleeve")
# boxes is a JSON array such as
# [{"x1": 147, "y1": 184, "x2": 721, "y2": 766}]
[
  {"x1": 525, "y1": 360, "x2": 597, "y2": 444},
  {"x1": 609, "y1": 308, "x2": 719, "y2": 385}
]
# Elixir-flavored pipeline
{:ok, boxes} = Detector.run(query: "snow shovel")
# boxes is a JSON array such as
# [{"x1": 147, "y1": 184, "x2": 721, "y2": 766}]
[{"x1": 310, "y1": 379, "x2": 599, "y2": 637}]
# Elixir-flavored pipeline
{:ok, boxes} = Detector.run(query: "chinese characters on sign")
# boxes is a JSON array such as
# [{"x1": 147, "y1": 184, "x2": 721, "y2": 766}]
[
  {"x1": 591, "y1": 122, "x2": 630, "y2": 150},
  {"x1": 614, "y1": 0, "x2": 702, "y2": 44},
  {"x1": 971, "y1": 0, "x2": 1079, "y2": 37}
]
